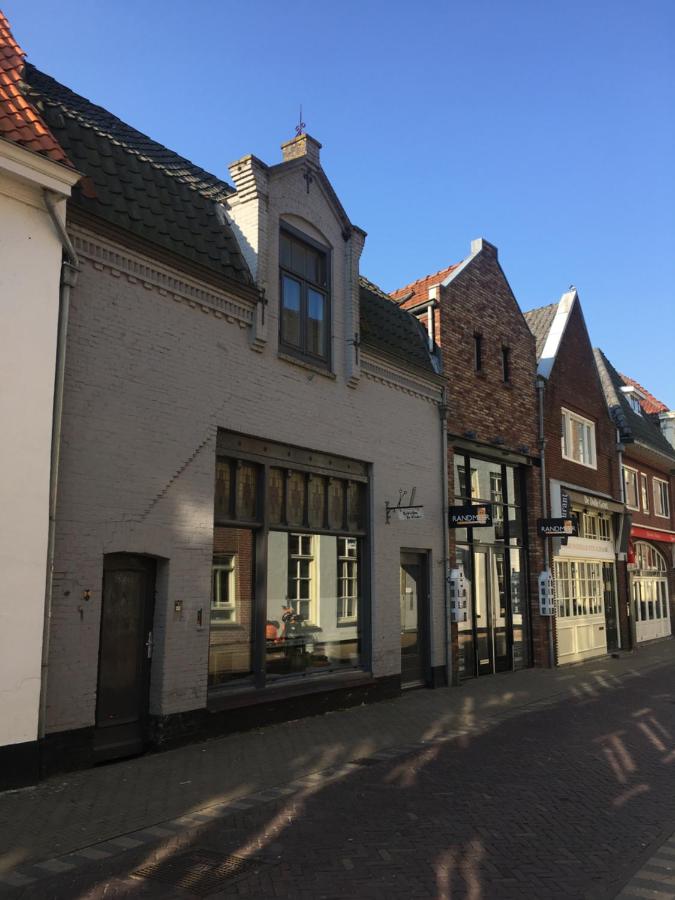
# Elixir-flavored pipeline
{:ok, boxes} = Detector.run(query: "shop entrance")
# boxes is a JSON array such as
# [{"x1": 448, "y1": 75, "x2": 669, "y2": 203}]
[
  {"x1": 473, "y1": 547, "x2": 510, "y2": 675},
  {"x1": 400, "y1": 551, "x2": 429, "y2": 687}
]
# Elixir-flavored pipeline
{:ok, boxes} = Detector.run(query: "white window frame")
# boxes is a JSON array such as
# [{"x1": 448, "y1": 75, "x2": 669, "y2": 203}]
[
  {"x1": 288, "y1": 533, "x2": 315, "y2": 622},
  {"x1": 561, "y1": 408, "x2": 597, "y2": 469},
  {"x1": 654, "y1": 478, "x2": 671, "y2": 518},
  {"x1": 211, "y1": 556, "x2": 237, "y2": 623},
  {"x1": 623, "y1": 465, "x2": 640, "y2": 511},
  {"x1": 640, "y1": 473, "x2": 650, "y2": 514},
  {"x1": 337, "y1": 537, "x2": 359, "y2": 624}
]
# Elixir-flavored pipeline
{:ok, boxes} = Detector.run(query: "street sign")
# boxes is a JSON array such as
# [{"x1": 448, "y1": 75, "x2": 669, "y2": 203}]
[
  {"x1": 537, "y1": 517, "x2": 578, "y2": 537},
  {"x1": 396, "y1": 507, "x2": 424, "y2": 521},
  {"x1": 448, "y1": 504, "x2": 493, "y2": 528}
]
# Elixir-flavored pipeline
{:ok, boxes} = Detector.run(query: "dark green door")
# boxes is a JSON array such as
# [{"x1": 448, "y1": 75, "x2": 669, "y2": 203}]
[{"x1": 95, "y1": 554, "x2": 156, "y2": 761}]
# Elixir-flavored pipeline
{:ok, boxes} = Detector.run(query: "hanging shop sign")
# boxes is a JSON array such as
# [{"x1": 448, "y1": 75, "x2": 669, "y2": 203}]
[
  {"x1": 538, "y1": 517, "x2": 579, "y2": 537},
  {"x1": 448, "y1": 504, "x2": 493, "y2": 528},
  {"x1": 385, "y1": 487, "x2": 424, "y2": 524}
]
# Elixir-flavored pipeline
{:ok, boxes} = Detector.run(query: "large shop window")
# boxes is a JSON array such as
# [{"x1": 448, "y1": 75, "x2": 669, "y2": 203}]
[
  {"x1": 452, "y1": 453, "x2": 529, "y2": 677},
  {"x1": 209, "y1": 436, "x2": 368, "y2": 690},
  {"x1": 554, "y1": 561, "x2": 604, "y2": 618},
  {"x1": 632, "y1": 542, "x2": 671, "y2": 640}
]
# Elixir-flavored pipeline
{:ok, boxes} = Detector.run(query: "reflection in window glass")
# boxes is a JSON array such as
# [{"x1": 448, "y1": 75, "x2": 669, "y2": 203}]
[
  {"x1": 236, "y1": 463, "x2": 259, "y2": 520},
  {"x1": 266, "y1": 531, "x2": 361, "y2": 676},
  {"x1": 281, "y1": 275, "x2": 301, "y2": 347},
  {"x1": 209, "y1": 528, "x2": 255, "y2": 686},
  {"x1": 307, "y1": 289, "x2": 326, "y2": 356}
]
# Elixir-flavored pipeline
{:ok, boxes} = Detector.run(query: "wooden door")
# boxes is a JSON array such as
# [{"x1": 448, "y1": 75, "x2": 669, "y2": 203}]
[{"x1": 95, "y1": 554, "x2": 156, "y2": 761}]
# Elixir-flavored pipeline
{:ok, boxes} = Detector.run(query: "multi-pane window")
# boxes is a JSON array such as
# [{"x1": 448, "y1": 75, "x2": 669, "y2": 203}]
[
  {"x1": 582, "y1": 512, "x2": 612, "y2": 542},
  {"x1": 337, "y1": 537, "x2": 358, "y2": 623},
  {"x1": 279, "y1": 228, "x2": 330, "y2": 363},
  {"x1": 561, "y1": 408, "x2": 597, "y2": 468},
  {"x1": 654, "y1": 478, "x2": 671, "y2": 518},
  {"x1": 623, "y1": 466, "x2": 639, "y2": 510},
  {"x1": 211, "y1": 557, "x2": 236, "y2": 623},
  {"x1": 641, "y1": 473, "x2": 650, "y2": 514},
  {"x1": 632, "y1": 542, "x2": 669, "y2": 622},
  {"x1": 287, "y1": 533, "x2": 314, "y2": 621},
  {"x1": 555, "y1": 560, "x2": 603, "y2": 617}
]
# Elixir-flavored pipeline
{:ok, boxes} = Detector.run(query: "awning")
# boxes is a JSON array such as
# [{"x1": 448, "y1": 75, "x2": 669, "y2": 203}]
[{"x1": 631, "y1": 525, "x2": 675, "y2": 544}]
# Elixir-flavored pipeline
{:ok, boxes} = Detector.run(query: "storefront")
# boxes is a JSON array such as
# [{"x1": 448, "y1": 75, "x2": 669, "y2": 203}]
[
  {"x1": 210, "y1": 431, "x2": 370, "y2": 691},
  {"x1": 551, "y1": 487, "x2": 623, "y2": 664},
  {"x1": 452, "y1": 452, "x2": 530, "y2": 678},
  {"x1": 629, "y1": 533, "x2": 674, "y2": 643}
]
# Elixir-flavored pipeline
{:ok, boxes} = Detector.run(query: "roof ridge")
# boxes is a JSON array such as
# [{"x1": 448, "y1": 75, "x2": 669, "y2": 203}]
[
  {"x1": 25, "y1": 64, "x2": 232, "y2": 199},
  {"x1": 619, "y1": 372, "x2": 669, "y2": 414}
]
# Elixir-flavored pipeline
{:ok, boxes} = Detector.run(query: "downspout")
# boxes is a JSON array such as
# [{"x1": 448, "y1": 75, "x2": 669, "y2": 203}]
[
  {"x1": 616, "y1": 429, "x2": 635, "y2": 650},
  {"x1": 38, "y1": 190, "x2": 80, "y2": 741},
  {"x1": 439, "y1": 386, "x2": 451, "y2": 686},
  {"x1": 536, "y1": 375, "x2": 554, "y2": 668}
]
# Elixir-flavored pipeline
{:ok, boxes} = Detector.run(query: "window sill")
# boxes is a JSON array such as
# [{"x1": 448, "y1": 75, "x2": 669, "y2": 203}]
[
  {"x1": 561, "y1": 455, "x2": 598, "y2": 470},
  {"x1": 278, "y1": 351, "x2": 336, "y2": 380},
  {"x1": 207, "y1": 668, "x2": 373, "y2": 712}
]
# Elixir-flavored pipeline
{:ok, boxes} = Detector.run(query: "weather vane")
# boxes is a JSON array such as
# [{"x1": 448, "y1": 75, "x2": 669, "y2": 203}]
[{"x1": 295, "y1": 105, "x2": 306, "y2": 137}]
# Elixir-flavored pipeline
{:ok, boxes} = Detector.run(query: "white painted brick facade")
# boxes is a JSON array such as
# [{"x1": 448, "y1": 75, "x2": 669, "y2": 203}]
[{"x1": 47, "y1": 144, "x2": 446, "y2": 734}]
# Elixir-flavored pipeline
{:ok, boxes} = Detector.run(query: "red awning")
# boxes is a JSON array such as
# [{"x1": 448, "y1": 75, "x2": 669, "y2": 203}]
[{"x1": 631, "y1": 525, "x2": 675, "y2": 544}]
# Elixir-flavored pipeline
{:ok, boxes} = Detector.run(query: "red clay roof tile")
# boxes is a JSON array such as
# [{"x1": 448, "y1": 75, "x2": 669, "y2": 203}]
[
  {"x1": 620, "y1": 373, "x2": 669, "y2": 415},
  {"x1": 0, "y1": 10, "x2": 73, "y2": 166},
  {"x1": 390, "y1": 262, "x2": 461, "y2": 305}
]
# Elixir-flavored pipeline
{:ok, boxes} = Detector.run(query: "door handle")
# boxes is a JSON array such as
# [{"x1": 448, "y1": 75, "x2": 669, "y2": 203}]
[{"x1": 145, "y1": 631, "x2": 154, "y2": 659}]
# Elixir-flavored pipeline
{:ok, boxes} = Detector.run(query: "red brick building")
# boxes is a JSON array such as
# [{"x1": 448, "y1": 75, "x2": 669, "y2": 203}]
[
  {"x1": 525, "y1": 291, "x2": 629, "y2": 664},
  {"x1": 595, "y1": 351, "x2": 675, "y2": 645},
  {"x1": 393, "y1": 238, "x2": 548, "y2": 678}
]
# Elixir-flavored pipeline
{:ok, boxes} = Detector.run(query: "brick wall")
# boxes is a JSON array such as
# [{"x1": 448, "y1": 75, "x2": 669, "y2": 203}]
[{"x1": 46, "y1": 151, "x2": 446, "y2": 735}]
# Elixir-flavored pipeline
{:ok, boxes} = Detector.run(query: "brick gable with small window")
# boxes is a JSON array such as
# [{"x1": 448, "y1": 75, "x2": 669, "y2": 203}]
[{"x1": 537, "y1": 300, "x2": 618, "y2": 497}]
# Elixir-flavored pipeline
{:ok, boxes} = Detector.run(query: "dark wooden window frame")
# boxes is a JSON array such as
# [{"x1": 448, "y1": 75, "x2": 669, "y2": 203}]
[
  {"x1": 279, "y1": 222, "x2": 332, "y2": 368},
  {"x1": 212, "y1": 433, "x2": 371, "y2": 693}
]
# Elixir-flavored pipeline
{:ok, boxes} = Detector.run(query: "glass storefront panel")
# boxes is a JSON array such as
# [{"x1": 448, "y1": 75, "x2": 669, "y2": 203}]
[
  {"x1": 266, "y1": 531, "x2": 361, "y2": 677},
  {"x1": 455, "y1": 543, "x2": 473, "y2": 677},
  {"x1": 208, "y1": 527, "x2": 255, "y2": 686},
  {"x1": 509, "y1": 549, "x2": 527, "y2": 669}
]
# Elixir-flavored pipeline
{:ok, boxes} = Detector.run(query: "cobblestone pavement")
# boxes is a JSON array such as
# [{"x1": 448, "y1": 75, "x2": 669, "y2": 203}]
[{"x1": 1, "y1": 641, "x2": 675, "y2": 898}]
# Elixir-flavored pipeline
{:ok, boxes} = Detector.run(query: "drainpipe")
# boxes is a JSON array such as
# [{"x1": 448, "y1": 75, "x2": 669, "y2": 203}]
[
  {"x1": 616, "y1": 429, "x2": 635, "y2": 651},
  {"x1": 536, "y1": 375, "x2": 554, "y2": 668},
  {"x1": 38, "y1": 191, "x2": 80, "y2": 741},
  {"x1": 439, "y1": 387, "x2": 451, "y2": 686}
]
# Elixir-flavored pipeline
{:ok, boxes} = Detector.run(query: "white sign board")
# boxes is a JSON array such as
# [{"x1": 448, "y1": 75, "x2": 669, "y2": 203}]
[{"x1": 396, "y1": 508, "x2": 424, "y2": 521}]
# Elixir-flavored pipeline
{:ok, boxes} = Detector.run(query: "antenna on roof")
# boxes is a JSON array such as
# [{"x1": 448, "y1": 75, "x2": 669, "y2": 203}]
[{"x1": 295, "y1": 105, "x2": 306, "y2": 137}]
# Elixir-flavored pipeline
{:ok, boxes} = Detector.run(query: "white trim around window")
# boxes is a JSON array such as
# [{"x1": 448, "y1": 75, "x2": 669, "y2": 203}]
[
  {"x1": 640, "y1": 472, "x2": 650, "y2": 514},
  {"x1": 561, "y1": 408, "x2": 597, "y2": 469},
  {"x1": 654, "y1": 478, "x2": 671, "y2": 518},
  {"x1": 623, "y1": 465, "x2": 640, "y2": 511},
  {"x1": 212, "y1": 556, "x2": 237, "y2": 623}
]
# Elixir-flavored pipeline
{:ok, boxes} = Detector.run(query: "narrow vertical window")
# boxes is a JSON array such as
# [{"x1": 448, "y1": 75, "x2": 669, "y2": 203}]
[
  {"x1": 640, "y1": 473, "x2": 649, "y2": 514},
  {"x1": 502, "y1": 346, "x2": 511, "y2": 383},
  {"x1": 474, "y1": 333, "x2": 483, "y2": 373}
]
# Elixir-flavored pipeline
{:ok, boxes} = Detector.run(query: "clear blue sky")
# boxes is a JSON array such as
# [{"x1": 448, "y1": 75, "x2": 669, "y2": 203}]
[{"x1": 6, "y1": 0, "x2": 674, "y2": 404}]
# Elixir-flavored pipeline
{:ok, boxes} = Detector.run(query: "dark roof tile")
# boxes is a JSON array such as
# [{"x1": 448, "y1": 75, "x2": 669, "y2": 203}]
[
  {"x1": 359, "y1": 276, "x2": 436, "y2": 374},
  {"x1": 594, "y1": 348, "x2": 675, "y2": 461},
  {"x1": 523, "y1": 302, "x2": 557, "y2": 359},
  {"x1": 24, "y1": 65, "x2": 252, "y2": 289}
]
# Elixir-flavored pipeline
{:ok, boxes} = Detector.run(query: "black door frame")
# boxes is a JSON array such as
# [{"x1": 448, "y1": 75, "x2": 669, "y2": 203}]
[{"x1": 94, "y1": 553, "x2": 157, "y2": 761}]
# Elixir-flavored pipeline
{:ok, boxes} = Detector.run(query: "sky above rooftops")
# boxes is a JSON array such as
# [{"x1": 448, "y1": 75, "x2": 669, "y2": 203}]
[{"x1": 5, "y1": 0, "x2": 674, "y2": 405}]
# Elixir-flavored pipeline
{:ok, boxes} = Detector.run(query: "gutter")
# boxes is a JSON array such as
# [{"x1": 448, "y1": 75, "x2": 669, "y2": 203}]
[
  {"x1": 439, "y1": 387, "x2": 452, "y2": 686},
  {"x1": 536, "y1": 375, "x2": 554, "y2": 668},
  {"x1": 38, "y1": 190, "x2": 80, "y2": 741}
]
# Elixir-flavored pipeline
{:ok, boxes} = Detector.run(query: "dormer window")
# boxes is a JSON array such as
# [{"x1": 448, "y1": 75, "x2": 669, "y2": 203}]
[
  {"x1": 621, "y1": 385, "x2": 643, "y2": 416},
  {"x1": 279, "y1": 226, "x2": 330, "y2": 365}
]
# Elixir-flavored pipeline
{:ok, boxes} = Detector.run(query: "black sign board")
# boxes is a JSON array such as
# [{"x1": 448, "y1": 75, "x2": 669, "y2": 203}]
[
  {"x1": 538, "y1": 516, "x2": 578, "y2": 537},
  {"x1": 448, "y1": 504, "x2": 493, "y2": 528}
]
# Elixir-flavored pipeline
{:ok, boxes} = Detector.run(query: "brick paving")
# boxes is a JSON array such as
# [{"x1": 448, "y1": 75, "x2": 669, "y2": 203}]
[{"x1": 1, "y1": 641, "x2": 674, "y2": 898}]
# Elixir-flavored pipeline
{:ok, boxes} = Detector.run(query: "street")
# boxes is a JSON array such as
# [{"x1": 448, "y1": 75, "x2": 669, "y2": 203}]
[{"x1": 1, "y1": 642, "x2": 675, "y2": 899}]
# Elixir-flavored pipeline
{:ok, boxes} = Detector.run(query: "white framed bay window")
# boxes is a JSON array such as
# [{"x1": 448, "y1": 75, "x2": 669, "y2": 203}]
[{"x1": 561, "y1": 408, "x2": 597, "y2": 469}]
